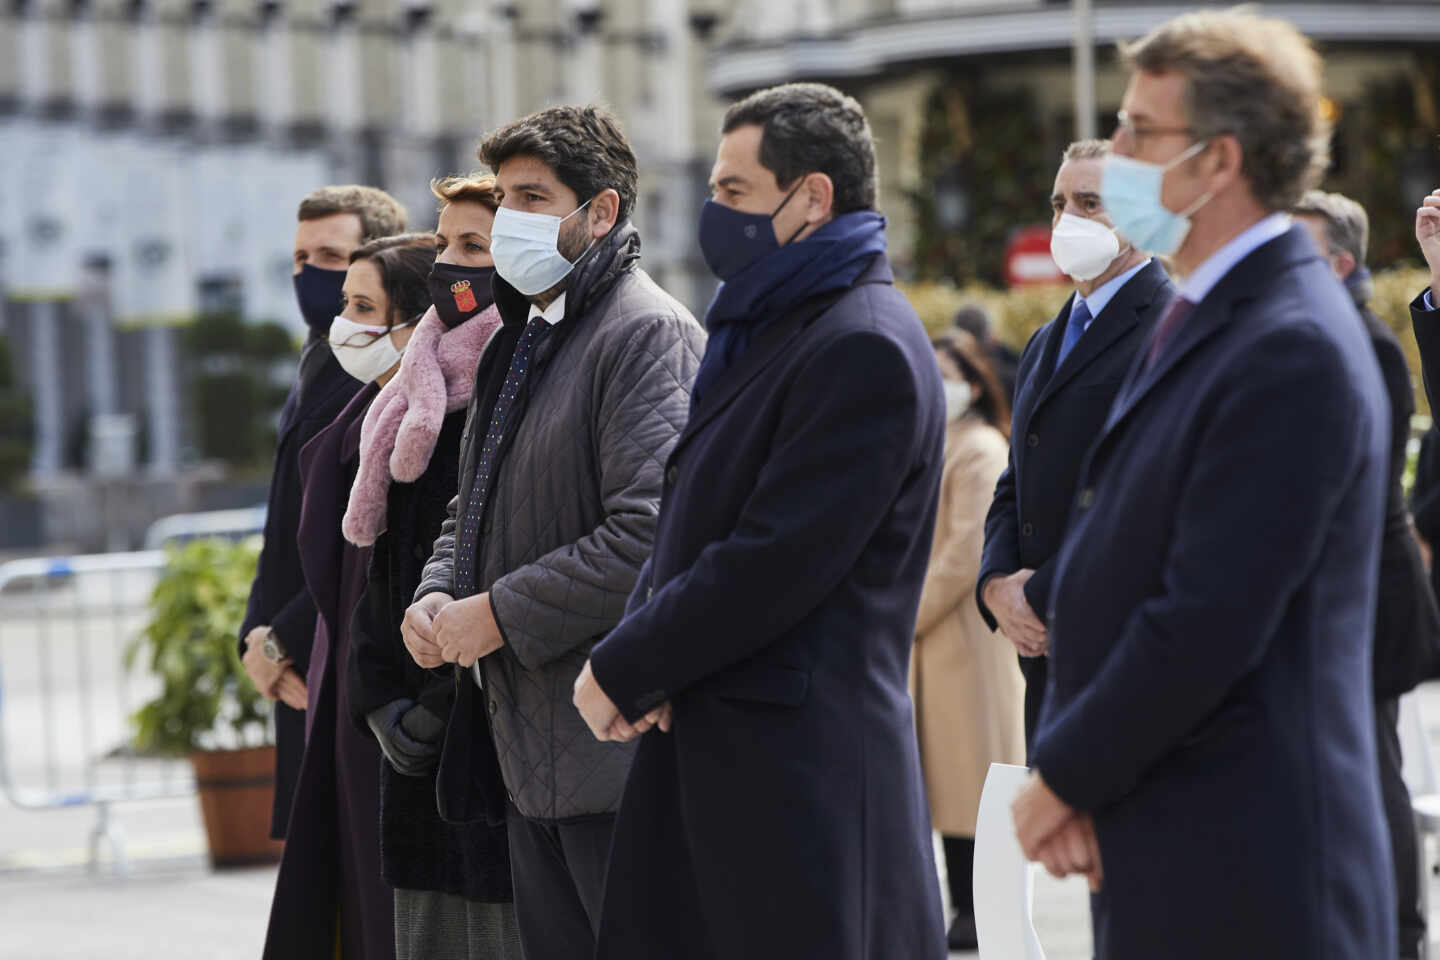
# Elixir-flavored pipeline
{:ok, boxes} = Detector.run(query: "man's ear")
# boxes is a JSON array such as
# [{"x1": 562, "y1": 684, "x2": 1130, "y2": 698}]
[
  {"x1": 1207, "y1": 134, "x2": 1245, "y2": 195},
  {"x1": 589, "y1": 188, "x2": 622, "y2": 237},
  {"x1": 803, "y1": 173, "x2": 836, "y2": 224}
]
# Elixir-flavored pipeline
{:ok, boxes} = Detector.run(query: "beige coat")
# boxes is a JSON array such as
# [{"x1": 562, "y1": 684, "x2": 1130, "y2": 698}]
[{"x1": 911, "y1": 413, "x2": 1027, "y2": 837}]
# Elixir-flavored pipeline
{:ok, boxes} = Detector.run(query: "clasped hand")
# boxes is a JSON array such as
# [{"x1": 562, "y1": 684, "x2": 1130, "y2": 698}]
[
  {"x1": 401, "y1": 592, "x2": 505, "y2": 668},
  {"x1": 573, "y1": 660, "x2": 672, "y2": 743},
  {"x1": 1011, "y1": 772, "x2": 1104, "y2": 892}
]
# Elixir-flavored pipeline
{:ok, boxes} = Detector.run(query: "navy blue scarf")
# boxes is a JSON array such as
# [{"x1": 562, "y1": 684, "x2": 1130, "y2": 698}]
[{"x1": 693, "y1": 210, "x2": 887, "y2": 407}]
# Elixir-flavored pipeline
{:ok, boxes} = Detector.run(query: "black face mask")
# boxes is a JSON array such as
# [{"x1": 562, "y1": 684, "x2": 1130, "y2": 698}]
[
  {"x1": 293, "y1": 264, "x2": 348, "y2": 337},
  {"x1": 427, "y1": 263, "x2": 497, "y2": 329}
]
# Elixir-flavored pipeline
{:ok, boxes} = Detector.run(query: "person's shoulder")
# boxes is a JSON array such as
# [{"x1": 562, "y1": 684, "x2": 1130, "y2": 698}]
[{"x1": 595, "y1": 269, "x2": 704, "y2": 343}]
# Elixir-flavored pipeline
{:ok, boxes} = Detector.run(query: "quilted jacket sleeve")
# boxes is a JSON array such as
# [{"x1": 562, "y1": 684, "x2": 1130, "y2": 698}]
[
  {"x1": 415, "y1": 496, "x2": 459, "y2": 602},
  {"x1": 489, "y1": 313, "x2": 702, "y2": 671}
]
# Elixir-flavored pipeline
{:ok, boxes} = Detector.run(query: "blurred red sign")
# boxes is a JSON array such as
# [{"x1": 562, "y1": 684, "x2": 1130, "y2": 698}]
[{"x1": 1005, "y1": 225, "x2": 1065, "y2": 287}]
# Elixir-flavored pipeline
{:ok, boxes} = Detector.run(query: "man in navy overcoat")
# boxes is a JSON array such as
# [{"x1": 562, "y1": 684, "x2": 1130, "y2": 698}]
[
  {"x1": 574, "y1": 83, "x2": 948, "y2": 960},
  {"x1": 1012, "y1": 11, "x2": 1396, "y2": 960}
]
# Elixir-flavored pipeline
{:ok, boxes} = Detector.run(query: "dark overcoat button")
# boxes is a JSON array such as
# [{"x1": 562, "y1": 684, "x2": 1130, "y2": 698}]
[
  {"x1": 1027, "y1": 433, "x2": 1039, "y2": 448},
  {"x1": 1022, "y1": 522, "x2": 1034, "y2": 536}
]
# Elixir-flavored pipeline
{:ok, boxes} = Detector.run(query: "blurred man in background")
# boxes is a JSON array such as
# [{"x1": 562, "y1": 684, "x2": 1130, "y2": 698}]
[
  {"x1": 239, "y1": 185, "x2": 407, "y2": 839},
  {"x1": 978, "y1": 138, "x2": 1172, "y2": 750},
  {"x1": 1295, "y1": 189, "x2": 1440, "y2": 960}
]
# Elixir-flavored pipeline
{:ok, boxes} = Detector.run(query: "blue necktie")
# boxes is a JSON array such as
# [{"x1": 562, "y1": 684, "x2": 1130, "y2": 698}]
[
  {"x1": 453, "y1": 316, "x2": 549, "y2": 598},
  {"x1": 1055, "y1": 298, "x2": 1092, "y2": 367}
]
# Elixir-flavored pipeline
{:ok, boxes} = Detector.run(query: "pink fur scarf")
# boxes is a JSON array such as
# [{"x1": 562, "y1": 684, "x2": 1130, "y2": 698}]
[{"x1": 342, "y1": 303, "x2": 502, "y2": 546}]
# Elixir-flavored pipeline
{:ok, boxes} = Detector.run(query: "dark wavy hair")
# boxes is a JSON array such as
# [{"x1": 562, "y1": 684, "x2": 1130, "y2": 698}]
[
  {"x1": 478, "y1": 105, "x2": 638, "y2": 222},
  {"x1": 348, "y1": 233, "x2": 437, "y2": 331},
  {"x1": 933, "y1": 330, "x2": 1011, "y2": 437}
]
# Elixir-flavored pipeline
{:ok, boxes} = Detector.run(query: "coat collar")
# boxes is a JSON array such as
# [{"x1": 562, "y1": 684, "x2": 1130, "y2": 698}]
[
  {"x1": 1101, "y1": 225, "x2": 1323, "y2": 438},
  {"x1": 673, "y1": 253, "x2": 892, "y2": 455},
  {"x1": 1033, "y1": 259, "x2": 1172, "y2": 411},
  {"x1": 278, "y1": 344, "x2": 358, "y2": 444}
]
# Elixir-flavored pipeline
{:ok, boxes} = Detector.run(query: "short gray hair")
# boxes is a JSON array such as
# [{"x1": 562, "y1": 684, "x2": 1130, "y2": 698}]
[
  {"x1": 1121, "y1": 8, "x2": 1329, "y2": 211},
  {"x1": 1292, "y1": 189, "x2": 1369, "y2": 265},
  {"x1": 1062, "y1": 139, "x2": 1111, "y2": 165}
]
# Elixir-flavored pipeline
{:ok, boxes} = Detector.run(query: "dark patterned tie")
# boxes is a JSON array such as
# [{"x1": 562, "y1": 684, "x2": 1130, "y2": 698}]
[
  {"x1": 453, "y1": 316, "x2": 550, "y2": 597},
  {"x1": 1142, "y1": 297, "x2": 1195, "y2": 373}
]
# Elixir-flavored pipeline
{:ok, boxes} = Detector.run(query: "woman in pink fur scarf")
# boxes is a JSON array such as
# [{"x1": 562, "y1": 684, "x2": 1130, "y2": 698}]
[{"x1": 342, "y1": 174, "x2": 519, "y2": 960}]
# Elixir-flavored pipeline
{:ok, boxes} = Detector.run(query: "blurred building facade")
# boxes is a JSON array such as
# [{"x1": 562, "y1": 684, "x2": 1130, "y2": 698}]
[
  {"x1": 1, "y1": 0, "x2": 1438, "y2": 548},
  {"x1": 0, "y1": 0, "x2": 726, "y2": 523}
]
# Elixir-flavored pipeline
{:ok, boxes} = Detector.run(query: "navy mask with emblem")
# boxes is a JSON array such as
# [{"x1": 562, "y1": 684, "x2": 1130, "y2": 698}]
[{"x1": 697, "y1": 179, "x2": 808, "y2": 281}]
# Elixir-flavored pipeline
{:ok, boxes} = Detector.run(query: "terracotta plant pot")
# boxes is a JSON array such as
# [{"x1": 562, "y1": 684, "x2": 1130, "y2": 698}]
[{"x1": 190, "y1": 745, "x2": 285, "y2": 868}]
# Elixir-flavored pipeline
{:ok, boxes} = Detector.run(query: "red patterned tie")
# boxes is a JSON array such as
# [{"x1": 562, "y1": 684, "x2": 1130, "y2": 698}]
[{"x1": 1143, "y1": 297, "x2": 1194, "y2": 372}]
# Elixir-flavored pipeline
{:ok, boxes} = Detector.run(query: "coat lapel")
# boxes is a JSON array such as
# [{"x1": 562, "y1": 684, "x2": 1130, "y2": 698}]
[
  {"x1": 1099, "y1": 227, "x2": 1321, "y2": 441},
  {"x1": 1034, "y1": 261, "x2": 1169, "y2": 410}
]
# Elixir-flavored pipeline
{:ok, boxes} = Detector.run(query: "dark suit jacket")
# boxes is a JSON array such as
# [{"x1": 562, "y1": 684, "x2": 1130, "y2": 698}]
[
  {"x1": 1361, "y1": 306, "x2": 1440, "y2": 697},
  {"x1": 240, "y1": 338, "x2": 361, "y2": 838},
  {"x1": 1032, "y1": 227, "x2": 1394, "y2": 960},
  {"x1": 977, "y1": 259, "x2": 1172, "y2": 628},
  {"x1": 587, "y1": 254, "x2": 947, "y2": 960},
  {"x1": 1411, "y1": 288, "x2": 1440, "y2": 410},
  {"x1": 1413, "y1": 426, "x2": 1440, "y2": 603}
]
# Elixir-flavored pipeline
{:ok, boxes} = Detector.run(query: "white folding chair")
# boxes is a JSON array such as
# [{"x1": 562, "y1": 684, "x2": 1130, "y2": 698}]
[
  {"x1": 1400, "y1": 691, "x2": 1438, "y2": 960},
  {"x1": 972, "y1": 762, "x2": 1048, "y2": 960}
]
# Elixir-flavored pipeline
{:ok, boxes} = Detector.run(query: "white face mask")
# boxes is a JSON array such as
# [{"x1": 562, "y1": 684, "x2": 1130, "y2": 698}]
[
  {"x1": 328, "y1": 315, "x2": 408, "y2": 383},
  {"x1": 1050, "y1": 212, "x2": 1122, "y2": 282},
  {"x1": 490, "y1": 199, "x2": 595, "y2": 296},
  {"x1": 943, "y1": 380, "x2": 973, "y2": 421}
]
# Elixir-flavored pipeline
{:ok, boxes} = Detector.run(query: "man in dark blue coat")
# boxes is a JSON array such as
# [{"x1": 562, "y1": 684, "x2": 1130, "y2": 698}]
[
  {"x1": 238, "y1": 184, "x2": 406, "y2": 837},
  {"x1": 1011, "y1": 11, "x2": 1395, "y2": 959},
  {"x1": 574, "y1": 83, "x2": 948, "y2": 960},
  {"x1": 978, "y1": 138, "x2": 1173, "y2": 751}
]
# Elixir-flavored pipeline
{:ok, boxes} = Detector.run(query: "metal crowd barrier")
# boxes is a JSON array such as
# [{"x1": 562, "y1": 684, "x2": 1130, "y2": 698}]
[
  {"x1": 141, "y1": 504, "x2": 267, "y2": 550},
  {"x1": 0, "y1": 550, "x2": 195, "y2": 874}
]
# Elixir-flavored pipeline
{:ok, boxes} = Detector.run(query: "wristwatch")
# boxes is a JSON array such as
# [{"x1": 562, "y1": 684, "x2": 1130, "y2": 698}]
[{"x1": 262, "y1": 629, "x2": 287, "y2": 665}]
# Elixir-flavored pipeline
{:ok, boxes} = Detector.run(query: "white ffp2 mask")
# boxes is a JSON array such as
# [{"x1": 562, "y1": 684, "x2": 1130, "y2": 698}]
[
  {"x1": 1049, "y1": 213, "x2": 1122, "y2": 282},
  {"x1": 328, "y1": 315, "x2": 408, "y2": 383}
]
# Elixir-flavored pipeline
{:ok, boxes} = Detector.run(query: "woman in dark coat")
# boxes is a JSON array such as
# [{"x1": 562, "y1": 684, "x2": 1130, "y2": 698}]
[
  {"x1": 342, "y1": 175, "x2": 519, "y2": 959},
  {"x1": 263, "y1": 232, "x2": 437, "y2": 960}
]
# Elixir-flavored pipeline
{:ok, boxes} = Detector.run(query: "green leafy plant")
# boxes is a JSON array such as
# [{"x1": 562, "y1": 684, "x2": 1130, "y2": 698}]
[{"x1": 125, "y1": 537, "x2": 272, "y2": 755}]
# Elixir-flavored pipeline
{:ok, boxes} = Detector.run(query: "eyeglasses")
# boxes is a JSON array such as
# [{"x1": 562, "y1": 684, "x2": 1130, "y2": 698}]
[{"x1": 1114, "y1": 110, "x2": 1197, "y2": 145}]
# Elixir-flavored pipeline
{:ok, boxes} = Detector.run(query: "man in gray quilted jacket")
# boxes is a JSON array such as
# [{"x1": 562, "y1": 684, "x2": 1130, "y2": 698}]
[{"x1": 400, "y1": 105, "x2": 705, "y2": 959}]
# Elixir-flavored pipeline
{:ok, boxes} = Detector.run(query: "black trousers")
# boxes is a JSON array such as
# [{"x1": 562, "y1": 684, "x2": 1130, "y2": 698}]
[
  {"x1": 1376, "y1": 696, "x2": 1426, "y2": 960},
  {"x1": 505, "y1": 805, "x2": 615, "y2": 960},
  {"x1": 1019, "y1": 654, "x2": 1048, "y2": 759}
]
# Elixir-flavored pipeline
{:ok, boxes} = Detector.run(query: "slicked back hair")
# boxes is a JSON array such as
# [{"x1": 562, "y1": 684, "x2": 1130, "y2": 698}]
[{"x1": 722, "y1": 82, "x2": 878, "y2": 214}]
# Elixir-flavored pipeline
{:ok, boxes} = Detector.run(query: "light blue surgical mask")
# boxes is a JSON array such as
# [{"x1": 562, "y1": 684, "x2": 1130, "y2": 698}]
[
  {"x1": 1099, "y1": 140, "x2": 1214, "y2": 257},
  {"x1": 490, "y1": 198, "x2": 595, "y2": 296}
]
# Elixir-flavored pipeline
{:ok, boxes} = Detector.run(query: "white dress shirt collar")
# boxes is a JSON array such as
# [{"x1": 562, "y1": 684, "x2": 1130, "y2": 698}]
[
  {"x1": 1178, "y1": 213, "x2": 1292, "y2": 304},
  {"x1": 527, "y1": 291, "x2": 567, "y2": 326}
]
